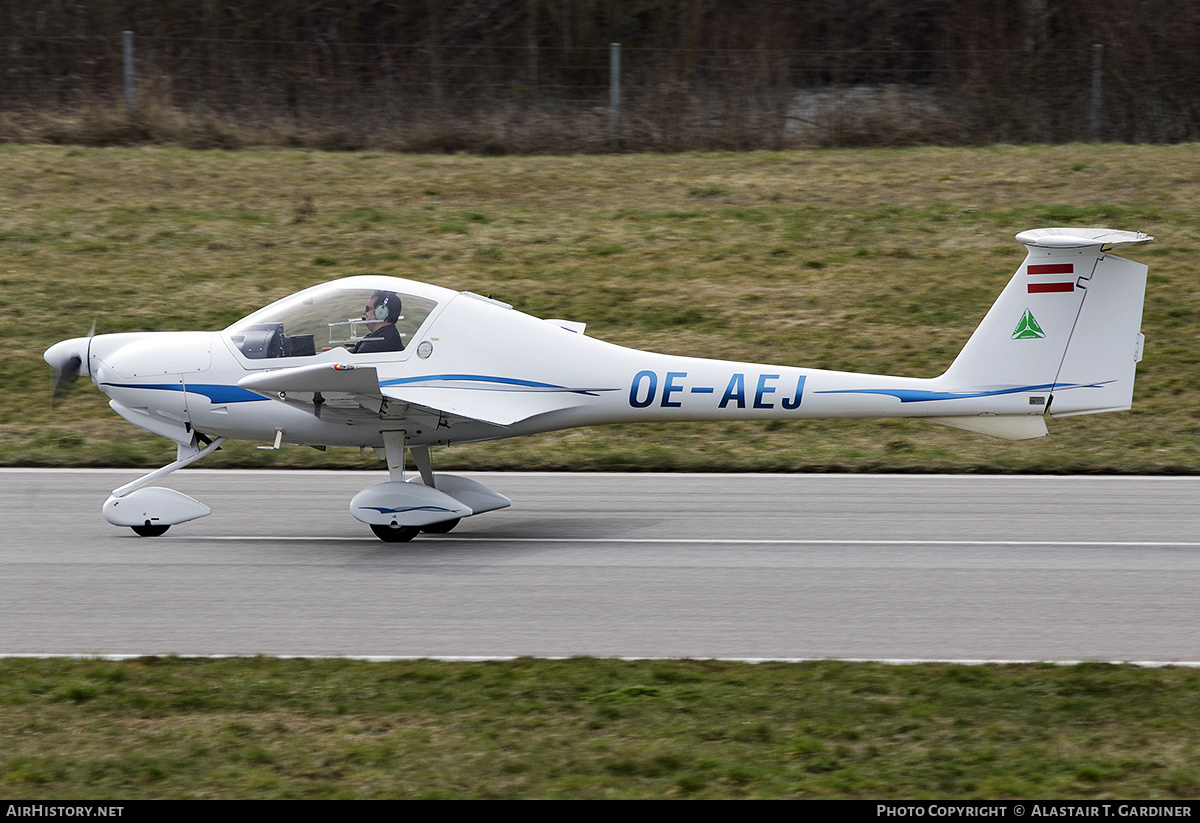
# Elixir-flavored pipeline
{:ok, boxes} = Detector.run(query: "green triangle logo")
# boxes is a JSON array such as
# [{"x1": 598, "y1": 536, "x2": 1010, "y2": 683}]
[{"x1": 1012, "y1": 309, "x2": 1045, "y2": 339}]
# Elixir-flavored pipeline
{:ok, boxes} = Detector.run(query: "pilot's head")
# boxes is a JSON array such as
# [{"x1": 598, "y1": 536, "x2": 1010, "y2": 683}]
[{"x1": 363, "y1": 291, "x2": 401, "y2": 329}]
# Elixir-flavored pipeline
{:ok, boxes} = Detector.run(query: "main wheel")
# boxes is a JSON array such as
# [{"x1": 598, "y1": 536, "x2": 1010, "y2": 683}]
[
  {"x1": 421, "y1": 518, "x2": 461, "y2": 534},
  {"x1": 370, "y1": 523, "x2": 421, "y2": 543},
  {"x1": 131, "y1": 523, "x2": 170, "y2": 537}
]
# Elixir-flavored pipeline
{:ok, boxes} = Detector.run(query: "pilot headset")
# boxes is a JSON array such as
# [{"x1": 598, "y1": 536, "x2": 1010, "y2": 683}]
[{"x1": 372, "y1": 292, "x2": 400, "y2": 323}]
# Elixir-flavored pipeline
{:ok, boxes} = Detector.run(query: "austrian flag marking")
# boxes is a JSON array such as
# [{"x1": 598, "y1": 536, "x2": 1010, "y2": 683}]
[
  {"x1": 1027, "y1": 262, "x2": 1075, "y2": 294},
  {"x1": 1028, "y1": 263, "x2": 1074, "y2": 275},
  {"x1": 1029, "y1": 282, "x2": 1075, "y2": 293}
]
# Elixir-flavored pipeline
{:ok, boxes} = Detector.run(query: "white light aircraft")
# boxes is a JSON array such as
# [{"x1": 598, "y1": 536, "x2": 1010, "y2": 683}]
[{"x1": 45, "y1": 227, "x2": 1152, "y2": 541}]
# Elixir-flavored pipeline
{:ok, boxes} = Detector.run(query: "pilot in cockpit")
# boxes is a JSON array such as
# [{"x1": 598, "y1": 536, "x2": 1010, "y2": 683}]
[{"x1": 348, "y1": 291, "x2": 404, "y2": 353}]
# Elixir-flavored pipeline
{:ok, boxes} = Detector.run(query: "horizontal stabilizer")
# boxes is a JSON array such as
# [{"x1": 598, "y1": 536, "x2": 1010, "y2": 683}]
[
  {"x1": 925, "y1": 415, "x2": 1048, "y2": 440},
  {"x1": 1015, "y1": 228, "x2": 1153, "y2": 250}
]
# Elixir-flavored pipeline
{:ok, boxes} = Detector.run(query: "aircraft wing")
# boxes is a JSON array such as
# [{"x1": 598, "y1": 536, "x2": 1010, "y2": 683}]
[
  {"x1": 238, "y1": 362, "x2": 382, "y2": 396},
  {"x1": 237, "y1": 363, "x2": 611, "y2": 427},
  {"x1": 379, "y1": 374, "x2": 616, "y2": 426}
]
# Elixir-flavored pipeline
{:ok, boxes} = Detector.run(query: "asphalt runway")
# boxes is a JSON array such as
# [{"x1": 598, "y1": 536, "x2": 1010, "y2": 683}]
[{"x1": 3, "y1": 469, "x2": 1199, "y2": 662}]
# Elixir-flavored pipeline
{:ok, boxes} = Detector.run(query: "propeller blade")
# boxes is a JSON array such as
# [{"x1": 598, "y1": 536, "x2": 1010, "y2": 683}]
[
  {"x1": 51, "y1": 354, "x2": 82, "y2": 407},
  {"x1": 45, "y1": 330, "x2": 94, "y2": 408}
]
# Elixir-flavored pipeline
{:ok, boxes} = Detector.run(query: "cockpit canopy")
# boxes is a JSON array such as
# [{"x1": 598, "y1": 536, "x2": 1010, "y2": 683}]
[{"x1": 224, "y1": 279, "x2": 441, "y2": 360}]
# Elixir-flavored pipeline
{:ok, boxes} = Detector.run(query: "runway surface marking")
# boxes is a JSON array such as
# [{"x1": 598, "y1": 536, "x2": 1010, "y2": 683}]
[{"x1": 182, "y1": 536, "x2": 1200, "y2": 547}]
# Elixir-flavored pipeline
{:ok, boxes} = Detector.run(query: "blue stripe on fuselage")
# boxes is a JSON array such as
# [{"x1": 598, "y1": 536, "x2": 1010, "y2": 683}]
[
  {"x1": 101, "y1": 383, "x2": 267, "y2": 403},
  {"x1": 816, "y1": 381, "x2": 1112, "y2": 403}
]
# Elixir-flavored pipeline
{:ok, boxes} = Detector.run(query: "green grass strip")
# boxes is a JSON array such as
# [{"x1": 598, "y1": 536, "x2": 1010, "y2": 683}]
[{"x1": 2, "y1": 657, "x2": 1199, "y2": 799}]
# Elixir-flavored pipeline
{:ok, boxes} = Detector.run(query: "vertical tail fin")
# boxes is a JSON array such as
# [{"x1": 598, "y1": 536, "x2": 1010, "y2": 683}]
[{"x1": 941, "y1": 228, "x2": 1151, "y2": 417}]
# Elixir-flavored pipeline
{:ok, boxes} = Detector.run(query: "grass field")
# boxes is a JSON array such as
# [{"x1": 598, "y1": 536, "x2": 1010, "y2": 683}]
[
  {"x1": 2, "y1": 657, "x2": 1199, "y2": 799},
  {"x1": 5, "y1": 143, "x2": 1199, "y2": 473}
]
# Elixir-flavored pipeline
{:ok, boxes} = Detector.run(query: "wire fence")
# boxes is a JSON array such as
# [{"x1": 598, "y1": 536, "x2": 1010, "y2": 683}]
[{"x1": 2, "y1": 33, "x2": 1198, "y2": 151}]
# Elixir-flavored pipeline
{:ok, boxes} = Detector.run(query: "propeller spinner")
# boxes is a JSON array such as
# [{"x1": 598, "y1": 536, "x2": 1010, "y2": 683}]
[{"x1": 45, "y1": 333, "x2": 93, "y2": 406}]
